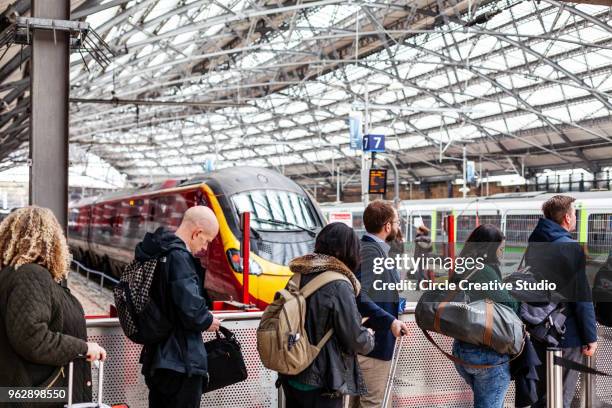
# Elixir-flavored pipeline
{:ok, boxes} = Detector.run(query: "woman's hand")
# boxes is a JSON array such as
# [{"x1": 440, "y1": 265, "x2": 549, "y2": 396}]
[{"x1": 85, "y1": 342, "x2": 107, "y2": 362}]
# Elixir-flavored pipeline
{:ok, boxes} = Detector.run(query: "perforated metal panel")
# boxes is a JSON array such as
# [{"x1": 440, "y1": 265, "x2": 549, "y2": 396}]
[
  {"x1": 393, "y1": 315, "x2": 514, "y2": 408},
  {"x1": 594, "y1": 326, "x2": 612, "y2": 405},
  {"x1": 86, "y1": 316, "x2": 611, "y2": 407},
  {"x1": 87, "y1": 319, "x2": 277, "y2": 408}
]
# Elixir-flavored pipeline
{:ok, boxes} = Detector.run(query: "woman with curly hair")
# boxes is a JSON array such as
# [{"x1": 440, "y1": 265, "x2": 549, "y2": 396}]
[{"x1": 0, "y1": 206, "x2": 106, "y2": 407}]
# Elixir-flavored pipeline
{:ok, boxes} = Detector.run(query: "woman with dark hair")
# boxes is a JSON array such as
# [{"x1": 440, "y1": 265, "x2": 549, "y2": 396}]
[
  {"x1": 451, "y1": 224, "x2": 519, "y2": 408},
  {"x1": 281, "y1": 222, "x2": 374, "y2": 408}
]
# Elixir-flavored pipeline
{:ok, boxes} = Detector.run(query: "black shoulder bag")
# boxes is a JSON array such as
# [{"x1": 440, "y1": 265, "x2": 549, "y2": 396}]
[{"x1": 204, "y1": 326, "x2": 248, "y2": 393}]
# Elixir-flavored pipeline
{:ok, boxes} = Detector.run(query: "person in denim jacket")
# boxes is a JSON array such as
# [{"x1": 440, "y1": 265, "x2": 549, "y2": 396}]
[{"x1": 451, "y1": 224, "x2": 519, "y2": 408}]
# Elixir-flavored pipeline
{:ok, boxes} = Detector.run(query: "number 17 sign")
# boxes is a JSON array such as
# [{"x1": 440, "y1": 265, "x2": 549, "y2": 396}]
[{"x1": 362, "y1": 134, "x2": 385, "y2": 152}]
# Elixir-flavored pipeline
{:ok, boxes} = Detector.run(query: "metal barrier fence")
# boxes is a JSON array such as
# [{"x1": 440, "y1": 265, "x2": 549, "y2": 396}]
[
  {"x1": 72, "y1": 259, "x2": 119, "y2": 287},
  {"x1": 87, "y1": 313, "x2": 277, "y2": 408},
  {"x1": 86, "y1": 312, "x2": 612, "y2": 408}
]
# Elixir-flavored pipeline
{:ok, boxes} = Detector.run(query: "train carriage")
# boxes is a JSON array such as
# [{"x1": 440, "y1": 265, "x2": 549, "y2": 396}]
[
  {"x1": 68, "y1": 166, "x2": 325, "y2": 309},
  {"x1": 320, "y1": 191, "x2": 612, "y2": 281}
]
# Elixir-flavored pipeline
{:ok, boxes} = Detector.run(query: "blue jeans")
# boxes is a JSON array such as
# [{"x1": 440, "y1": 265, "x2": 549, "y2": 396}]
[{"x1": 452, "y1": 340, "x2": 511, "y2": 408}]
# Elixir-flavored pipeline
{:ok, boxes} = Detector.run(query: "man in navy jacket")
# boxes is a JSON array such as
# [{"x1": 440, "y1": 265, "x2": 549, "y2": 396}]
[
  {"x1": 526, "y1": 195, "x2": 597, "y2": 408},
  {"x1": 351, "y1": 200, "x2": 409, "y2": 408},
  {"x1": 138, "y1": 206, "x2": 222, "y2": 408}
]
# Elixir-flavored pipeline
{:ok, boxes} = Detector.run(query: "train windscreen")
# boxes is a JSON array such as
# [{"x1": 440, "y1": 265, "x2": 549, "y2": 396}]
[{"x1": 231, "y1": 190, "x2": 320, "y2": 231}]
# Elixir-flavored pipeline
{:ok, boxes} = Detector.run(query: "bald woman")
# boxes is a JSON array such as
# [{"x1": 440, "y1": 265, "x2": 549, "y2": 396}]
[{"x1": 134, "y1": 205, "x2": 221, "y2": 408}]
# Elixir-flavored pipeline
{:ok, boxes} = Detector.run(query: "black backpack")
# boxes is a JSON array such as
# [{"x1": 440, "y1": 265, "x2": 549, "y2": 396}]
[
  {"x1": 113, "y1": 257, "x2": 173, "y2": 344},
  {"x1": 505, "y1": 258, "x2": 567, "y2": 347},
  {"x1": 593, "y1": 253, "x2": 612, "y2": 327}
]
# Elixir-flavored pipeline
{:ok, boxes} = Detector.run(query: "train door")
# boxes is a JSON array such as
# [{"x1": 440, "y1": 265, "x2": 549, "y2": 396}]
[{"x1": 436, "y1": 209, "x2": 452, "y2": 249}]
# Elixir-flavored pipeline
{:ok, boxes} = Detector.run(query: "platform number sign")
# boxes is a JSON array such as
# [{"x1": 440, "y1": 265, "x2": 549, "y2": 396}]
[
  {"x1": 368, "y1": 169, "x2": 387, "y2": 194},
  {"x1": 363, "y1": 134, "x2": 385, "y2": 152}
]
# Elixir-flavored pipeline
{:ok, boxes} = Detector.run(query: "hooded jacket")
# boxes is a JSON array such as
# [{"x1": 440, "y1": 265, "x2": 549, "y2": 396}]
[
  {"x1": 526, "y1": 218, "x2": 597, "y2": 347},
  {"x1": 283, "y1": 253, "x2": 374, "y2": 396},
  {"x1": 137, "y1": 227, "x2": 213, "y2": 378}
]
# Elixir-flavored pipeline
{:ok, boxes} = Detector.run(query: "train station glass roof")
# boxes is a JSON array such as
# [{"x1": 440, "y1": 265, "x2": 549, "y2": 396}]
[{"x1": 0, "y1": 0, "x2": 611, "y2": 186}]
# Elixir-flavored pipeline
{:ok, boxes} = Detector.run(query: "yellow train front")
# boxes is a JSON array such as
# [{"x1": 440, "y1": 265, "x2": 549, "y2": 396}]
[
  {"x1": 199, "y1": 166, "x2": 325, "y2": 309},
  {"x1": 68, "y1": 166, "x2": 325, "y2": 311}
]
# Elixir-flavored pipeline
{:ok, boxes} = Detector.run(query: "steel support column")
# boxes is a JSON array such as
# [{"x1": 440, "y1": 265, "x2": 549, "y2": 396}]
[{"x1": 29, "y1": 0, "x2": 70, "y2": 230}]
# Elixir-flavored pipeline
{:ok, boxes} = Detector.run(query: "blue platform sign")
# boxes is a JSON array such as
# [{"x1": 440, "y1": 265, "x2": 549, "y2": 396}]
[
  {"x1": 363, "y1": 134, "x2": 385, "y2": 152},
  {"x1": 466, "y1": 160, "x2": 475, "y2": 183},
  {"x1": 348, "y1": 111, "x2": 362, "y2": 150}
]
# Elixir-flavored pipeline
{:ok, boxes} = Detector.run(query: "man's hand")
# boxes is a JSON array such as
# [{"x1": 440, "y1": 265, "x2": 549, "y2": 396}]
[
  {"x1": 582, "y1": 341, "x2": 597, "y2": 357},
  {"x1": 390, "y1": 319, "x2": 409, "y2": 338},
  {"x1": 206, "y1": 317, "x2": 222, "y2": 332}
]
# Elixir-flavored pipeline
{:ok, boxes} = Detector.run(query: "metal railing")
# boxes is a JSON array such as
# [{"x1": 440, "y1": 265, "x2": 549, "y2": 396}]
[
  {"x1": 546, "y1": 348, "x2": 564, "y2": 408},
  {"x1": 85, "y1": 308, "x2": 611, "y2": 408},
  {"x1": 71, "y1": 259, "x2": 119, "y2": 287}
]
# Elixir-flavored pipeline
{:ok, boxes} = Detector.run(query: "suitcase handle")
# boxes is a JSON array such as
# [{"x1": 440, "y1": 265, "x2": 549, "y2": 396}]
[{"x1": 66, "y1": 360, "x2": 104, "y2": 407}]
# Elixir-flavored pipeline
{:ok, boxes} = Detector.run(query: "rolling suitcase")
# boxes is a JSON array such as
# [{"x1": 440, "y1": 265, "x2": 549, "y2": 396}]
[
  {"x1": 381, "y1": 333, "x2": 406, "y2": 408},
  {"x1": 65, "y1": 361, "x2": 112, "y2": 408}
]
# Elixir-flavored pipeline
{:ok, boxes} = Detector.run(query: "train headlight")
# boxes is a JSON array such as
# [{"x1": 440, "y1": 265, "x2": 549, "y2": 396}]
[
  {"x1": 227, "y1": 249, "x2": 242, "y2": 272},
  {"x1": 249, "y1": 258, "x2": 263, "y2": 276},
  {"x1": 226, "y1": 249, "x2": 263, "y2": 275}
]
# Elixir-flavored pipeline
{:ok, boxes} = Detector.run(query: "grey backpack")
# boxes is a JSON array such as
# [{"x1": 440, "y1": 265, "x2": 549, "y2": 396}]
[
  {"x1": 505, "y1": 259, "x2": 568, "y2": 347},
  {"x1": 519, "y1": 302, "x2": 567, "y2": 346}
]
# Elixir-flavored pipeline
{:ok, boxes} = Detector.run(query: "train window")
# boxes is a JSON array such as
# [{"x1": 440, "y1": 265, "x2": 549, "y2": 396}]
[
  {"x1": 505, "y1": 214, "x2": 541, "y2": 247},
  {"x1": 456, "y1": 215, "x2": 502, "y2": 243},
  {"x1": 68, "y1": 207, "x2": 81, "y2": 236},
  {"x1": 352, "y1": 212, "x2": 364, "y2": 229},
  {"x1": 409, "y1": 214, "x2": 431, "y2": 241},
  {"x1": 124, "y1": 199, "x2": 146, "y2": 240},
  {"x1": 398, "y1": 209, "x2": 407, "y2": 242},
  {"x1": 277, "y1": 192, "x2": 298, "y2": 225},
  {"x1": 148, "y1": 194, "x2": 189, "y2": 231},
  {"x1": 91, "y1": 202, "x2": 119, "y2": 245},
  {"x1": 231, "y1": 190, "x2": 318, "y2": 231},
  {"x1": 587, "y1": 213, "x2": 612, "y2": 256}
]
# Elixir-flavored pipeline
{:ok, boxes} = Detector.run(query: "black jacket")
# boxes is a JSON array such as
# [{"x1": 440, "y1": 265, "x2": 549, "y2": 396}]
[
  {"x1": 511, "y1": 336, "x2": 542, "y2": 407},
  {"x1": 355, "y1": 235, "x2": 400, "y2": 361},
  {"x1": 526, "y1": 218, "x2": 597, "y2": 347},
  {"x1": 593, "y1": 251, "x2": 612, "y2": 327},
  {"x1": 137, "y1": 227, "x2": 214, "y2": 377},
  {"x1": 0, "y1": 264, "x2": 91, "y2": 407},
  {"x1": 284, "y1": 254, "x2": 374, "y2": 396}
]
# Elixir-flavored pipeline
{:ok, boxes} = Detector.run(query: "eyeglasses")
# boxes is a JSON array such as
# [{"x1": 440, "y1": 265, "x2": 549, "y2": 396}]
[{"x1": 387, "y1": 219, "x2": 400, "y2": 226}]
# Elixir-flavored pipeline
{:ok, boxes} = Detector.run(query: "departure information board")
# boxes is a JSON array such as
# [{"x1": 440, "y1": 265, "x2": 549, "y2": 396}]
[{"x1": 368, "y1": 169, "x2": 387, "y2": 194}]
